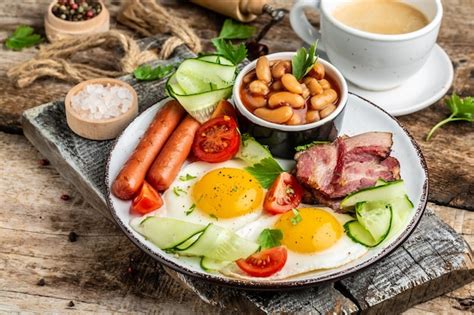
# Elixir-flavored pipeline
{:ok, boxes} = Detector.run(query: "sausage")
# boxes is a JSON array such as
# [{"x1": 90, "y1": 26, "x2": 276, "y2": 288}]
[
  {"x1": 146, "y1": 116, "x2": 200, "y2": 191},
  {"x1": 112, "y1": 100, "x2": 185, "y2": 200}
]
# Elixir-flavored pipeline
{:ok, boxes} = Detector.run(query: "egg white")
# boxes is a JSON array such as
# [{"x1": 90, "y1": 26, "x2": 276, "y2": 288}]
[
  {"x1": 160, "y1": 160, "x2": 265, "y2": 231},
  {"x1": 222, "y1": 205, "x2": 368, "y2": 280}
]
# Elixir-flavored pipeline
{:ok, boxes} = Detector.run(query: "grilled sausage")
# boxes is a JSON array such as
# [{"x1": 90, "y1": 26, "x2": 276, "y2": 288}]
[
  {"x1": 112, "y1": 100, "x2": 185, "y2": 200},
  {"x1": 146, "y1": 115, "x2": 200, "y2": 191}
]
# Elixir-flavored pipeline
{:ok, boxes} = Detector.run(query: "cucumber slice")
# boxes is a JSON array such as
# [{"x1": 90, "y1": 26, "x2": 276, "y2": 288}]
[
  {"x1": 355, "y1": 202, "x2": 392, "y2": 243},
  {"x1": 375, "y1": 179, "x2": 388, "y2": 186},
  {"x1": 176, "y1": 224, "x2": 259, "y2": 261},
  {"x1": 235, "y1": 134, "x2": 273, "y2": 165},
  {"x1": 131, "y1": 217, "x2": 206, "y2": 250},
  {"x1": 340, "y1": 180, "x2": 406, "y2": 208},
  {"x1": 174, "y1": 231, "x2": 205, "y2": 250},
  {"x1": 344, "y1": 220, "x2": 382, "y2": 247},
  {"x1": 200, "y1": 257, "x2": 231, "y2": 271},
  {"x1": 167, "y1": 73, "x2": 233, "y2": 123},
  {"x1": 387, "y1": 194, "x2": 414, "y2": 239},
  {"x1": 176, "y1": 59, "x2": 236, "y2": 94},
  {"x1": 198, "y1": 55, "x2": 233, "y2": 65}
]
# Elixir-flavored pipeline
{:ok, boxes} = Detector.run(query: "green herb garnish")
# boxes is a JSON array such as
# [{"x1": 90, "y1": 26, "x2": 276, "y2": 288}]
[
  {"x1": 185, "y1": 203, "x2": 196, "y2": 216},
  {"x1": 5, "y1": 26, "x2": 42, "y2": 51},
  {"x1": 426, "y1": 93, "x2": 474, "y2": 140},
  {"x1": 211, "y1": 38, "x2": 247, "y2": 65},
  {"x1": 245, "y1": 157, "x2": 284, "y2": 189},
  {"x1": 133, "y1": 64, "x2": 175, "y2": 81},
  {"x1": 179, "y1": 174, "x2": 197, "y2": 181},
  {"x1": 295, "y1": 140, "x2": 330, "y2": 152},
  {"x1": 290, "y1": 208, "x2": 302, "y2": 225},
  {"x1": 292, "y1": 41, "x2": 318, "y2": 80},
  {"x1": 258, "y1": 228, "x2": 283, "y2": 250},
  {"x1": 209, "y1": 214, "x2": 219, "y2": 221},
  {"x1": 217, "y1": 19, "x2": 256, "y2": 40},
  {"x1": 173, "y1": 187, "x2": 187, "y2": 197}
]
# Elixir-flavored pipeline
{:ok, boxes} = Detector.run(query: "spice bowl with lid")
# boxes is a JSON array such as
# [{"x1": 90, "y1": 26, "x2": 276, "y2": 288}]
[{"x1": 65, "y1": 78, "x2": 138, "y2": 141}]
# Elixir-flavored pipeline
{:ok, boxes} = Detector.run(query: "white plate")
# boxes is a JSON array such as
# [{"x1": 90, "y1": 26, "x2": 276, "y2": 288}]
[
  {"x1": 348, "y1": 44, "x2": 453, "y2": 116},
  {"x1": 106, "y1": 94, "x2": 428, "y2": 290}
]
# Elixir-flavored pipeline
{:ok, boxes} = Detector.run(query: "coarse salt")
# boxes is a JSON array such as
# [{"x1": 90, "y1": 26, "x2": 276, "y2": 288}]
[{"x1": 71, "y1": 83, "x2": 133, "y2": 121}]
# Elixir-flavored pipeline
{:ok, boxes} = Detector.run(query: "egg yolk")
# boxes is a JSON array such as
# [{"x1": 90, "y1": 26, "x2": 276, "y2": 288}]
[
  {"x1": 192, "y1": 168, "x2": 263, "y2": 219},
  {"x1": 274, "y1": 208, "x2": 343, "y2": 253}
]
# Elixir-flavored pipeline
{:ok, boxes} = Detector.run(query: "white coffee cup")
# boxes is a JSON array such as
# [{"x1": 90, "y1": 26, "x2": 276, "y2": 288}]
[{"x1": 290, "y1": 0, "x2": 443, "y2": 91}]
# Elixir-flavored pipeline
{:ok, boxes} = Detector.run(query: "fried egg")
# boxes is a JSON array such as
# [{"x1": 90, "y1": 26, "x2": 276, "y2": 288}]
[
  {"x1": 222, "y1": 205, "x2": 368, "y2": 280},
  {"x1": 162, "y1": 160, "x2": 265, "y2": 231}
]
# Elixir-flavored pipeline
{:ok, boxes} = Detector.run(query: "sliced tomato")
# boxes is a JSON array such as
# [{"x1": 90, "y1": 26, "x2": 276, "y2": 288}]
[
  {"x1": 264, "y1": 172, "x2": 304, "y2": 214},
  {"x1": 192, "y1": 115, "x2": 240, "y2": 163},
  {"x1": 211, "y1": 99, "x2": 237, "y2": 119},
  {"x1": 131, "y1": 181, "x2": 163, "y2": 215},
  {"x1": 236, "y1": 246, "x2": 287, "y2": 277}
]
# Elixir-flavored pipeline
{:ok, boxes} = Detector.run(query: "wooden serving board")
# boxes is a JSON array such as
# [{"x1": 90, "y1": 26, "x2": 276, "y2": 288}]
[{"x1": 21, "y1": 44, "x2": 473, "y2": 314}]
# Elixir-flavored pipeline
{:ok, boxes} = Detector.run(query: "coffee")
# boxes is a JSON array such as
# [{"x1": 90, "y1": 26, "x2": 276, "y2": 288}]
[{"x1": 333, "y1": 0, "x2": 429, "y2": 35}]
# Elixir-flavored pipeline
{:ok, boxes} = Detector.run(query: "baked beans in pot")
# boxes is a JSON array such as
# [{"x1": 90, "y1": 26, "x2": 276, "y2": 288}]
[{"x1": 240, "y1": 56, "x2": 341, "y2": 126}]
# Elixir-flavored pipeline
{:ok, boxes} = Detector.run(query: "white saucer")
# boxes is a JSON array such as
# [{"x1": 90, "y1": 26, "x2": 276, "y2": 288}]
[{"x1": 347, "y1": 44, "x2": 453, "y2": 116}]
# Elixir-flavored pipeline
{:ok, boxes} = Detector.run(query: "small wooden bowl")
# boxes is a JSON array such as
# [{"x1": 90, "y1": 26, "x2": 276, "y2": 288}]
[
  {"x1": 44, "y1": 0, "x2": 110, "y2": 42},
  {"x1": 65, "y1": 78, "x2": 138, "y2": 141}
]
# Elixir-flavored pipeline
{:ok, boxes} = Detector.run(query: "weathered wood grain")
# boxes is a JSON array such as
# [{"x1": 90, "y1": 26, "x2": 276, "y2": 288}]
[
  {"x1": 1, "y1": 0, "x2": 472, "y2": 210},
  {"x1": 1, "y1": 0, "x2": 473, "y2": 313}
]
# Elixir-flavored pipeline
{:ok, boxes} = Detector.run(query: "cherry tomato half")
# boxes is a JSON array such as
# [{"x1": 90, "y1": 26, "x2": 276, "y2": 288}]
[
  {"x1": 264, "y1": 172, "x2": 304, "y2": 214},
  {"x1": 211, "y1": 99, "x2": 237, "y2": 119},
  {"x1": 131, "y1": 181, "x2": 163, "y2": 215},
  {"x1": 236, "y1": 246, "x2": 288, "y2": 277},
  {"x1": 192, "y1": 115, "x2": 240, "y2": 163}
]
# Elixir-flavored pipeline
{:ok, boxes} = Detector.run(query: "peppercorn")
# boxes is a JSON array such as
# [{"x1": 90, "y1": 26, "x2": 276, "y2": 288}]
[{"x1": 52, "y1": 0, "x2": 101, "y2": 21}]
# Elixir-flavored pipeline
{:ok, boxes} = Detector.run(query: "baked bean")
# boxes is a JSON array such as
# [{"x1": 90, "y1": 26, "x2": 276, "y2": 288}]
[
  {"x1": 304, "y1": 77, "x2": 323, "y2": 96},
  {"x1": 269, "y1": 92, "x2": 305, "y2": 109},
  {"x1": 306, "y1": 110, "x2": 320, "y2": 123},
  {"x1": 243, "y1": 70, "x2": 256, "y2": 84},
  {"x1": 271, "y1": 61, "x2": 291, "y2": 79},
  {"x1": 319, "y1": 79, "x2": 331, "y2": 90},
  {"x1": 281, "y1": 74, "x2": 303, "y2": 94},
  {"x1": 254, "y1": 106, "x2": 293, "y2": 124},
  {"x1": 272, "y1": 80, "x2": 283, "y2": 91},
  {"x1": 320, "y1": 104, "x2": 336, "y2": 118},
  {"x1": 301, "y1": 84, "x2": 310, "y2": 99},
  {"x1": 287, "y1": 112, "x2": 302, "y2": 125},
  {"x1": 311, "y1": 63, "x2": 325, "y2": 80},
  {"x1": 241, "y1": 90, "x2": 267, "y2": 109},
  {"x1": 310, "y1": 89, "x2": 337, "y2": 110},
  {"x1": 256, "y1": 56, "x2": 271, "y2": 83},
  {"x1": 249, "y1": 80, "x2": 270, "y2": 95}
]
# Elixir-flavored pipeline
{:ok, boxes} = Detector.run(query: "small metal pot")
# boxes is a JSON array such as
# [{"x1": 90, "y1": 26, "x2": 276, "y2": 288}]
[{"x1": 233, "y1": 52, "x2": 349, "y2": 158}]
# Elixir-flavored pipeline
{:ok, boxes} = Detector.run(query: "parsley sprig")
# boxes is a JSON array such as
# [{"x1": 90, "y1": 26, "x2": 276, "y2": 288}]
[
  {"x1": 245, "y1": 157, "x2": 283, "y2": 189},
  {"x1": 292, "y1": 41, "x2": 318, "y2": 80},
  {"x1": 211, "y1": 18, "x2": 256, "y2": 65},
  {"x1": 426, "y1": 93, "x2": 474, "y2": 140},
  {"x1": 133, "y1": 64, "x2": 175, "y2": 81},
  {"x1": 5, "y1": 25, "x2": 42, "y2": 51},
  {"x1": 290, "y1": 208, "x2": 302, "y2": 225},
  {"x1": 258, "y1": 229, "x2": 283, "y2": 250}
]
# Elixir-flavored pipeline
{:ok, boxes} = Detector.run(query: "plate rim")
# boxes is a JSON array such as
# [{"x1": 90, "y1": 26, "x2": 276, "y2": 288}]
[{"x1": 105, "y1": 93, "x2": 429, "y2": 290}]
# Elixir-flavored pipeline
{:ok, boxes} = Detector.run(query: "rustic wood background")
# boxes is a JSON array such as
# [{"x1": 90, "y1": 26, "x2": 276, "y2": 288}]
[{"x1": 0, "y1": 0, "x2": 472, "y2": 313}]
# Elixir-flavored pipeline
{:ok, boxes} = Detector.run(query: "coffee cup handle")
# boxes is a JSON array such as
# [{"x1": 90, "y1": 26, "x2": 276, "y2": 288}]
[{"x1": 290, "y1": 0, "x2": 324, "y2": 49}]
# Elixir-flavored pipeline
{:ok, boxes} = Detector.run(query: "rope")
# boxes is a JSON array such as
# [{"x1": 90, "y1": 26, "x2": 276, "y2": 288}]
[
  {"x1": 117, "y1": 0, "x2": 202, "y2": 59},
  {"x1": 8, "y1": 1, "x2": 202, "y2": 88},
  {"x1": 8, "y1": 30, "x2": 156, "y2": 88}
]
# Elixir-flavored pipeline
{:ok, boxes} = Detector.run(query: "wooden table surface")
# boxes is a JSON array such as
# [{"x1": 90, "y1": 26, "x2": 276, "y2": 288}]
[{"x1": 0, "y1": 0, "x2": 472, "y2": 314}]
